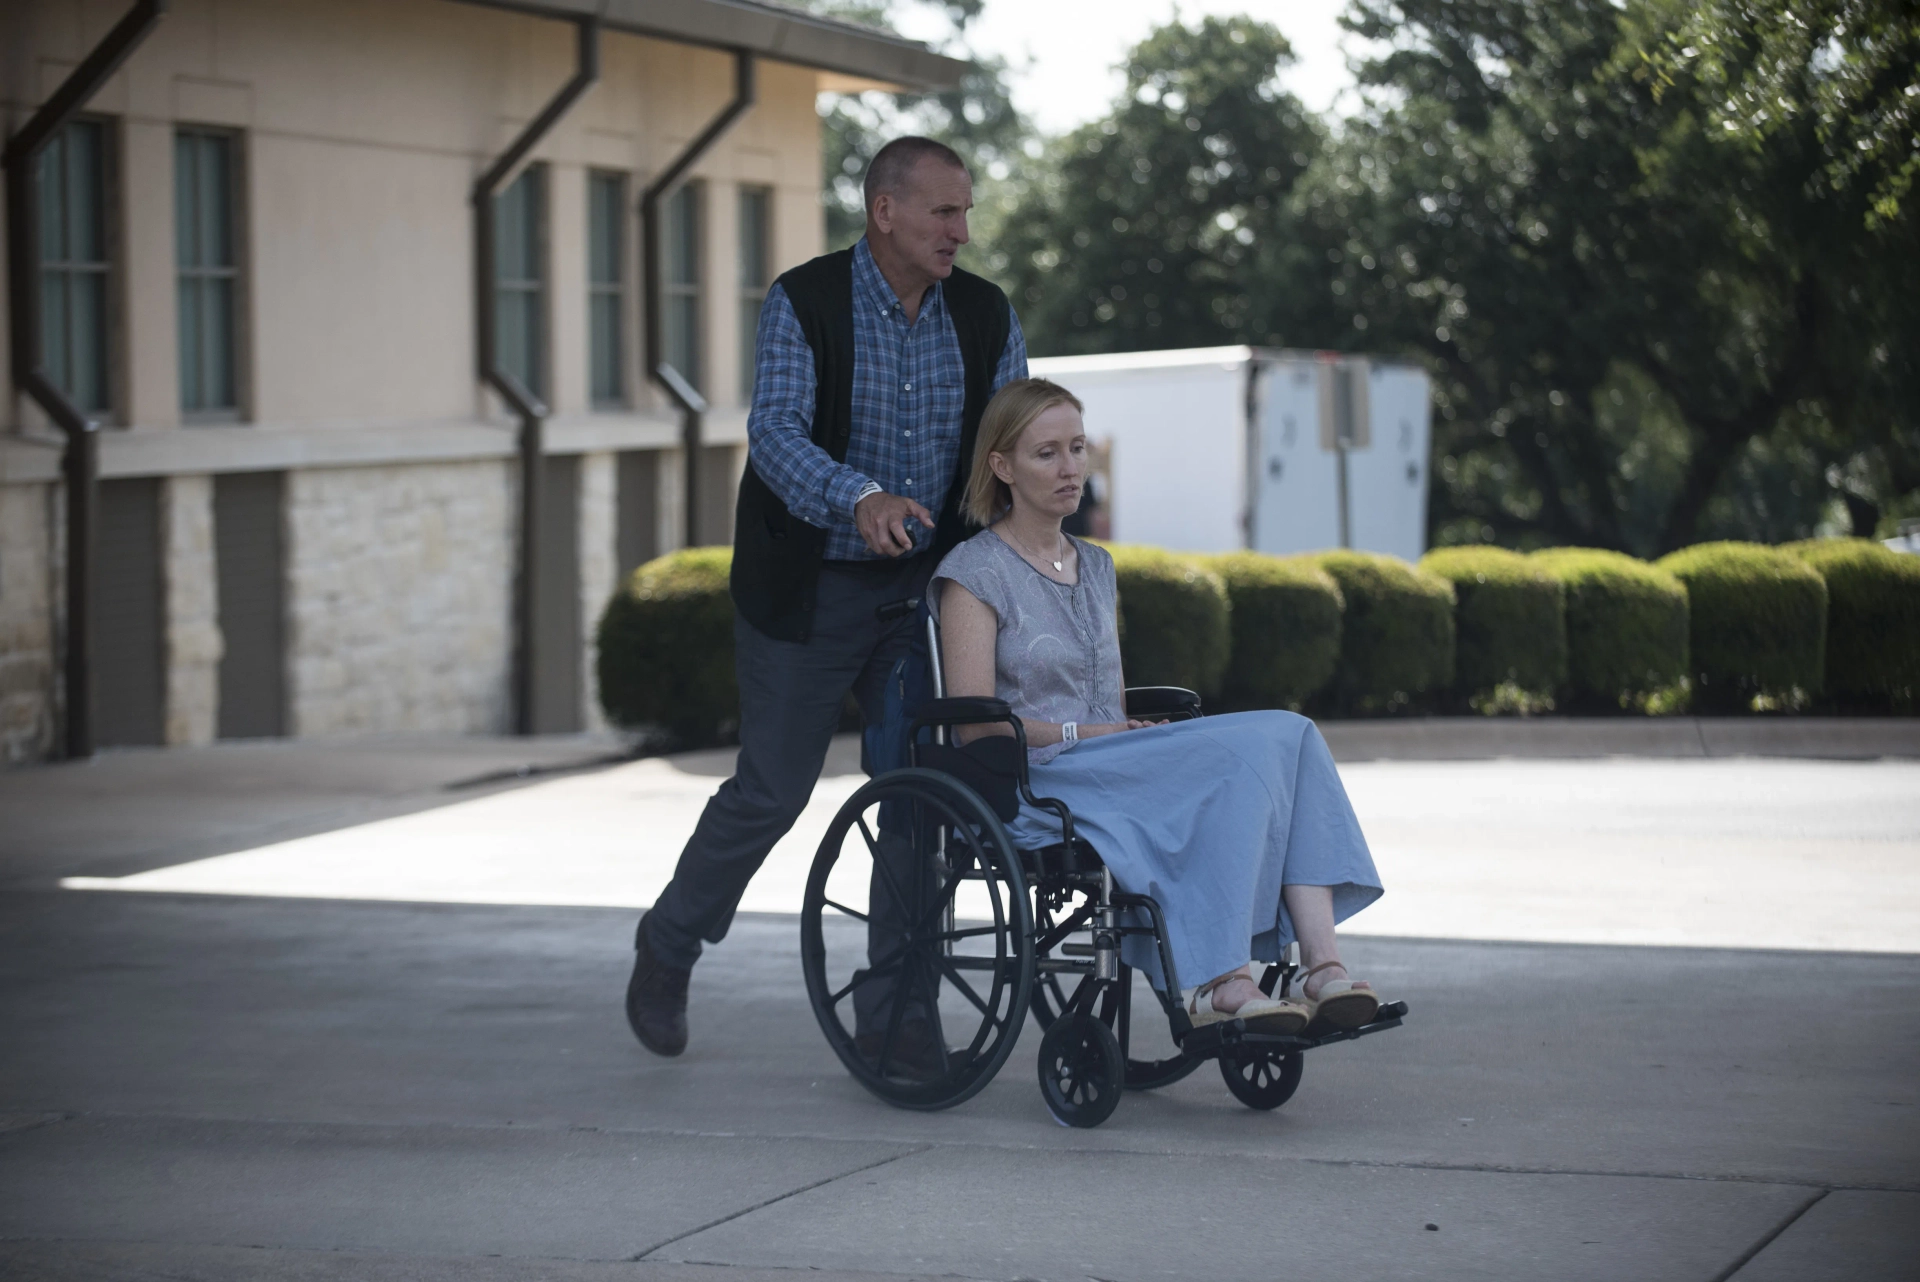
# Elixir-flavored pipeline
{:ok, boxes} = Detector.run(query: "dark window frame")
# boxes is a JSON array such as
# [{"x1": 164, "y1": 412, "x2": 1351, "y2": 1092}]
[
  {"x1": 662, "y1": 180, "x2": 703, "y2": 394},
  {"x1": 493, "y1": 163, "x2": 549, "y2": 401},
  {"x1": 737, "y1": 184, "x2": 773, "y2": 406},
  {"x1": 175, "y1": 125, "x2": 246, "y2": 421},
  {"x1": 36, "y1": 114, "x2": 118, "y2": 419},
  {"x1": 587, "y1": 168, "x2": 628, "y2": 409}
]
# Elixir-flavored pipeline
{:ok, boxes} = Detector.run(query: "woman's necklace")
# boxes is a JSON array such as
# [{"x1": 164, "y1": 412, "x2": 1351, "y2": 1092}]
[{"x1": 1006, "y1": 524, "x2": 1067, "y2": 574}]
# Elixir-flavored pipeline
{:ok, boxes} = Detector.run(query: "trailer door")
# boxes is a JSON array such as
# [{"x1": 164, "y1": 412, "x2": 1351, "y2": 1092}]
[
  {"x1": 1345, "y1": 365, "x2": 1431, "y2": 563},
  {"x1": 1251, "y1": 359, "x2": 1341, "y2": 555}
]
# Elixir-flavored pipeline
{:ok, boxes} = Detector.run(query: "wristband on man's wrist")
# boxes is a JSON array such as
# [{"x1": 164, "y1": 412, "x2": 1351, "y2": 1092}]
[
  {"x1": 1061, "y1": 721, "x2": 1078, "y2": 747},
  {"x1": 854, "y1": 480, "x2": 884, "y2": 506}
]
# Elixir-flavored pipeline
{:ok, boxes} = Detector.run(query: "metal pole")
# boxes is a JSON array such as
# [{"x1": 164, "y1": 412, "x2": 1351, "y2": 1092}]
[
  {"x1": 3, "y1": 0, "x2": 169, "y2": 760},
  {"x1": 641, "y1": 50, "x2": 755, "y2": 549},
  {"x1": 471, "y1": 16, "x2": 598, "y2": 735}
]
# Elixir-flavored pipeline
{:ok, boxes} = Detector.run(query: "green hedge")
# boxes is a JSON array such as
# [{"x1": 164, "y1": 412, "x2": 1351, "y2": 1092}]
[
  {"x1": 1204, "y1": 552, "x2": 1343, "y2": 710},
  {"x1": 1656, "y1": 541, "x2": 1827, "y2": 710},
  {"x1": 1102, "y1": 543, "x2": 1231, "y2": 696},
  {"x1": 1419, "y1": 546, "x2": 1567, "y2": 702},
  {"x1": 1786, "y1": 538, "x2": 1920, "y2": 708},
  {"x1": 596, "y1": 547, "x2": 737, "y2": 744},
  {"x1": 1309, "y1": 550, "x2": 1455, "y2": 714},
  {"x1": 1531, "y1": 548, "x2": 1689, "y2": 708}
]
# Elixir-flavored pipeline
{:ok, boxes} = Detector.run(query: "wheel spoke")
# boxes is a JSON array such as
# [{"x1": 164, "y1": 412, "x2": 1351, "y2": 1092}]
[
  {"x1": 822, "y1": 897, "x2": 868, "y2": 923},
  {"x1": 859, "y1": 817, "x2": 916, "y2": 925},
  {"x1": 932, "y1": 952, "x2": 997, "y2": 1018},
  {"x1": 927, "y1": 923, "x2": 1000, "y2": 945},
  {"x1": 826, "y1": 958, "x2": 902, "y2": 1009},
  {"x1": 873, "y1": 954, "x2": 913, "y2": 1077}
]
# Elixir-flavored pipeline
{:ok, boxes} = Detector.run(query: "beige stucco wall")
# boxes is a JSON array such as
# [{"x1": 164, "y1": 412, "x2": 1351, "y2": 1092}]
[
  {"x1": 0, "y1": 0, "x2": 831, "y2": 757},
  {"x1": 3, "y1": 0, "x2": 826, "y2": 433}
]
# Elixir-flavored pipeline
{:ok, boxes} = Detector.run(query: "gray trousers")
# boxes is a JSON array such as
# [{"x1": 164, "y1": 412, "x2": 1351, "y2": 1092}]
[{"x1": 643, "y1": 556, "x2": 935, "y2": 1025}]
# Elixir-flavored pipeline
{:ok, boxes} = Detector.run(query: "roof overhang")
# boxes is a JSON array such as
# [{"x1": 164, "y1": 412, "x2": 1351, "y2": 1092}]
[{"x1": 455, "y1": 0, "x2": 971, "y2": 92}]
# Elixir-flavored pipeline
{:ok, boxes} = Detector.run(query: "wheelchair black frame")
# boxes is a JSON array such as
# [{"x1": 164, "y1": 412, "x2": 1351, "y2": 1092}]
[{"x1": 904, "y1": 613, "x2": 1406, "y2": 1078}]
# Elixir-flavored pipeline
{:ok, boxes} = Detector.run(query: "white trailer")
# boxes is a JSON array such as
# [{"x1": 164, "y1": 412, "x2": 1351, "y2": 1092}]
[{"x1": 1029, "y1": 345, "x2": 1432, "y2": 562}]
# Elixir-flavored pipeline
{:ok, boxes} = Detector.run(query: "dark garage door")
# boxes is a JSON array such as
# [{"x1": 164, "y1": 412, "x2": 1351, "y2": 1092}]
[
  {"x1": 214, "y1": 471, "x2": 286, "y2": 738},
  {"x1": 615, "y1": 449, "x2": 657, "y2": 578},
  {"x1": 95, "y1": 477, "x2": 165, "y2": 748},
  {"x1": 532, "y1": 453, "x2": 581, "y2": 733},
  {"x1": 698, "y1": 444, "x2": 735, "y2": 547}
]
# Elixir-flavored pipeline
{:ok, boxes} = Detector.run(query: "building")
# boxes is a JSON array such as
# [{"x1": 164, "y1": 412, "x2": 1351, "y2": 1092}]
[{"x1": 1, "y1": 0, "x2": 963, "y2": 764}]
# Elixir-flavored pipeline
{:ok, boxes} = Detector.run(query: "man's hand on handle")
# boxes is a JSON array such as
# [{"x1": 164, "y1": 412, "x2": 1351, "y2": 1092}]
[{"x1": 856, "y1": 491, "x2": 935, "y2": 557}]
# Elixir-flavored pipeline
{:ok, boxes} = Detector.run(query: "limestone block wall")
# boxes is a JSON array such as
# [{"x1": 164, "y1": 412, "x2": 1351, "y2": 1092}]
[
  {"x1": 286, "y1": 459, "x2": 513, "y2": 736},
  {"x1": 578, "y1": 451, "x2": 616, "y2": 733},
  {"x1": 0, "y1": 483, "x2": 56, "y2": 764},
  {"x1": 162, "y1": 475, "x2": 221, "y2": 746}
]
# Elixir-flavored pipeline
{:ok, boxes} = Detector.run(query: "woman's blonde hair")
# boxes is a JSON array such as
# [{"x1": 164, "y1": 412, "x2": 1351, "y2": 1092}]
[{"x1": 962, "y1": 377, "x2": 1085, "y2": 526}]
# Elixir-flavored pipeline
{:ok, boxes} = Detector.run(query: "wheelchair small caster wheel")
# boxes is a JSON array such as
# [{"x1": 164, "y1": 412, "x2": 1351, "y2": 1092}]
[
  {"x1": 1038, "y1": 1011, "x2": 1124, "y2": 1128},
  {"x1": 1219, "y1": 1045, "x2": 1303, "y2": 1110}
]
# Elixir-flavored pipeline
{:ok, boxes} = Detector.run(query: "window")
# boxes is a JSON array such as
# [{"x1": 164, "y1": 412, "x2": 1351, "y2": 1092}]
[
  {"x1": 662, "y1": 182, "x2": 702, "y2": 392},
  {"x1": 587, "y1": 171, "x2": 626, "y2": 406},
  {"x1": 176, "y1": 129, "x2": 239, "y2": 415},
  {"x1": 737, "y1": 186, "x2": 772, "y2": 404},
  {"x1": 493, "y1": 165, "x2": 546, "y2": 399},
  {"x1": 37, "y1": 118, "x2": 112, "y2": 414}
]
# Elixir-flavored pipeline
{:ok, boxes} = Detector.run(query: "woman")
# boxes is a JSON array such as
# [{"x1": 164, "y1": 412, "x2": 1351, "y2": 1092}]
[{"x1": 932, "y1": 378, "x2": 1386, "y2": 1034}]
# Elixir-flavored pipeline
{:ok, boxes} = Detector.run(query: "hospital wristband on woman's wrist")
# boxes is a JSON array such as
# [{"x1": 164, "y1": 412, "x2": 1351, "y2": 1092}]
[{"x1": 1061, "y1": 721, "x2": 1078, "y2": 747}]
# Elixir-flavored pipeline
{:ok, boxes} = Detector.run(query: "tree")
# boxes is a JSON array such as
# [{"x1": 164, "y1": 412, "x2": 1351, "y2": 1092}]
[
  {"x1": 1332, "y1": 0, "x2": 1920, "y2": 551},
  {"x1": 1623, "y1": 0, "x2": 1920, "y2": 533},
  {"x1": 799, "y1": 0, "x2": 1029, "y2": 249},
  {"x1": 810, "y1": 2, "x2": 1919, "y2": 552},
  {"x1": 1629, "y1": 0, "x2": 1920, "y2": 230},
  {"x1": 988, "y1": 17, "x2": 1328, "y2": 353}
]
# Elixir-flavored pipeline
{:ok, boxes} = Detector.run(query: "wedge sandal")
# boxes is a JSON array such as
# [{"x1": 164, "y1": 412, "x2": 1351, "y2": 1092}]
[{"x1": 1301, "y1": 961, "x2": 1381, "y2": 1029}]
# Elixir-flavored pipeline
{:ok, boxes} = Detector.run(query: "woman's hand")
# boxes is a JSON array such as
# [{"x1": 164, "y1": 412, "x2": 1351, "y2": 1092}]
[{"x1": 1079, "y1": 718, "x2": 1164, "y2": 739}]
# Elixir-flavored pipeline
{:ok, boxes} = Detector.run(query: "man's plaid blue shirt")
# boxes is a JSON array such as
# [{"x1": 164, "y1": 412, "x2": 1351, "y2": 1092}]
[{"x1": 745, "y1": 237, "x2": 1028, "y2": 561}]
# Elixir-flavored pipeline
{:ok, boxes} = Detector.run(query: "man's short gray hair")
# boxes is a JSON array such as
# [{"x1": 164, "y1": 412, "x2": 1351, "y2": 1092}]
[{"x1": 863, "y1": 136, "x2": 969, "y2": 213}]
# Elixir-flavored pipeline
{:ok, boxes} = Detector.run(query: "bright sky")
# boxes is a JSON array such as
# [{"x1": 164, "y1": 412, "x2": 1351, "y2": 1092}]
[{"x1": 892, "y1": 0, "x2": 1364, "y2": 132}]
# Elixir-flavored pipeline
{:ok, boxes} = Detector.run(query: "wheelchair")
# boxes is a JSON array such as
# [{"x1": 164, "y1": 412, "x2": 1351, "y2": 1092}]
[{"x1": 800, "y1": 614, "x2": 1407, "y2": 1128}]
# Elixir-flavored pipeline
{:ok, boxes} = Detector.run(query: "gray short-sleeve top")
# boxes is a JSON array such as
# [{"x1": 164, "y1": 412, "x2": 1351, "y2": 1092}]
[{"x1": 930, "y1": 528, "x2": 1124, "y2": 764}]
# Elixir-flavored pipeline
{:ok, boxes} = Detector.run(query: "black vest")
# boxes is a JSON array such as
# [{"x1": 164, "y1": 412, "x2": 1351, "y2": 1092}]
[{"x1": 729, "y1": 248, "x2": 1012, "y2": 642}]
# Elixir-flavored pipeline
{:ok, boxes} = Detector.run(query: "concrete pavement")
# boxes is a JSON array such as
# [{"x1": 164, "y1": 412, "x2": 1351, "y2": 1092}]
[{"x1": 2, "y1": 720, "x2": 1918, "y2": 1280}]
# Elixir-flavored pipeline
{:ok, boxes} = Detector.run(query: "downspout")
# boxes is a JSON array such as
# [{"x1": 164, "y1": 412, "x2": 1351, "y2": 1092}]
[
  {"x1": 641, "y1": 50, "x2": 754, "y2": 550},
  {"x1": 471, "y1": 16, "x2": 598, "y2": 736},
  {"x1": 3, "y1": 0, "x2": 169, "y2": 760}
]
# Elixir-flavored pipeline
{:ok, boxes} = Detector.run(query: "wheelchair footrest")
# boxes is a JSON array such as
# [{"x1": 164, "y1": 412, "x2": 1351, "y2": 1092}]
[{"x1": 1177, "y1": 1000, "x2": 1408, "y2": 1058}]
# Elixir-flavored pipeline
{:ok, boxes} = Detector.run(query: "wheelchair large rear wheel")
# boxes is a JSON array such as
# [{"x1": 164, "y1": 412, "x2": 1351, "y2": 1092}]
[{"x1": 801, "y1": 768, "x2": 1035, "y2": 1111}]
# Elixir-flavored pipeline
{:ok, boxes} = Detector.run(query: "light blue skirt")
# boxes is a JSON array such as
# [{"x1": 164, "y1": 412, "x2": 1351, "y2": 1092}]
[{"x1": 1007, "y1": 710, "x2": 1383, "y2": 991}]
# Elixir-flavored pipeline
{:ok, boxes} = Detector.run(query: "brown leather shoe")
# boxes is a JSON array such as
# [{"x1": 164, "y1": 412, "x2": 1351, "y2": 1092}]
[
  {"x1": 625, "y1": 918, "x2": 689, "y2": 1057},
  {"x1": 854, "y1": 1018, "x2": 948, "y2": 1082}
]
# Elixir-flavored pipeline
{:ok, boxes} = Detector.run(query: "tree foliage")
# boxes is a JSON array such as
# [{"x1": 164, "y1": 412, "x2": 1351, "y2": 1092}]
[
  {"x1": 798, "y1": 0, "x2": 1028, "y2": 249},
  {"x1": 793, "y1": 2, "x2": 1917, "y2": 554},
  {"x1": 978, "y1": 1, "x2": 1918, "y2": 554},
  {"x1": 1627, "y1": 0, "x2": 1920, "y2": 229},
  {"x1": 987, "y1": 18, "x2": 1327, "y2": 350}
]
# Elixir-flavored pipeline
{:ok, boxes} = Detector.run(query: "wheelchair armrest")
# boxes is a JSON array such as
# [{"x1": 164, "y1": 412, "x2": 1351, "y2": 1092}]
[
  {"x1": 1125, "y1": 686, "x2": 1203, "y2": 720},
  {"x1": 913, "y1": 696, "x2": 1014, "y2": 726}
]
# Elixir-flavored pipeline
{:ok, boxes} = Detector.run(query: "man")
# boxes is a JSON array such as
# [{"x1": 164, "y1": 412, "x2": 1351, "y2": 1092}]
[{"x1": 626, "y1": 137, "x2": 1028, "y2": 1069}]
